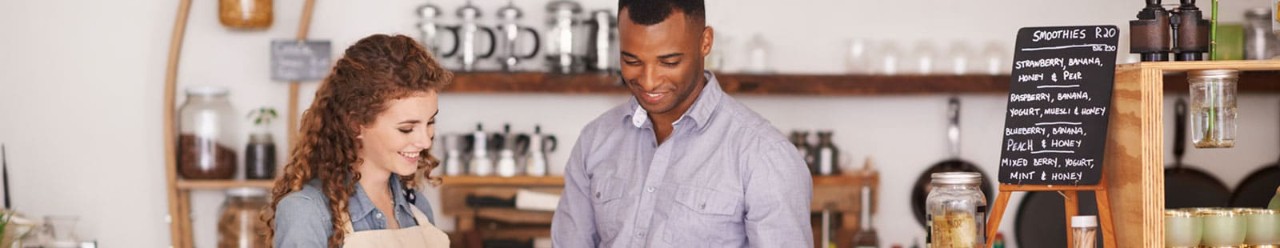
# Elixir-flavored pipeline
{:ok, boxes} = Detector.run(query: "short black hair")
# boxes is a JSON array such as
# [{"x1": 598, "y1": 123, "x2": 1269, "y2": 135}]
[{"x1": 618, "y1": 0, "x2": 705, "y2": 25}]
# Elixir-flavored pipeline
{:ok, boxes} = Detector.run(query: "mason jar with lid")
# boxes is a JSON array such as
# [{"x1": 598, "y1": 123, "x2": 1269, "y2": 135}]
[
  {"x1": 1187, "y1": 69, "x2": 1239, "y2": 148},
  {"x1": 927, "y1": 172, "x2": 987, "y2": 248},
  {"x1": 218, "y1": 187, "x2": 269, "y2": 248},
  {"x1": 179, "y1": 86, "x2": 239, "y2": 179}
]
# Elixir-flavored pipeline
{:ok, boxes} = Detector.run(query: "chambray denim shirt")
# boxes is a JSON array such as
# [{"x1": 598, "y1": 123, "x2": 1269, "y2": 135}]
[
  {"x1": 273, "y1": 176, "x2": 436, "y2": 247},
  {"x1": 551, "y1": 71, "x2": 814, "y2": 248}
]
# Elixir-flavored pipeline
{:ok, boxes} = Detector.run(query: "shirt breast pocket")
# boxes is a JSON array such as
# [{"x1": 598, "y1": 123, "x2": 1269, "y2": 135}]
[
  {"x1": 590, "y1": 176, "x2": 628, "y2": 242},
  {"x1": 663, "y1": 185, "x2": 743, "y2": 244}
]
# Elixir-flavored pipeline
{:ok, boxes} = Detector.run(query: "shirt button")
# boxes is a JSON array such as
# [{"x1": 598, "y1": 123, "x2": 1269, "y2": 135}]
[
  {"x1": 637, "y1": 232, "x2": 646, "y2": 238},
  {"x1": 700, "y1": 203, "x2": 707, "y2": 209},
  {"x1": 375, "y1": 213, "x2": 383, "y2": 218},
  {"x1": 646, "y1": 187, "x2": 655, "y2": 193},
  {"x1": 595, "y1": 192, "x2": 601, "y2": 199}
]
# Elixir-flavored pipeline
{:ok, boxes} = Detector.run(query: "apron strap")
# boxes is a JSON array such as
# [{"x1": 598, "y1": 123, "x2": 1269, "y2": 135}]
[{"x1": 408, "y1": 206, "x2": 433, "y2": 227}]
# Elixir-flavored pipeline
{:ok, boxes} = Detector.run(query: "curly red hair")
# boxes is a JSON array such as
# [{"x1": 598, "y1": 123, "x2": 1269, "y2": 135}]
[{"x1": 263, "y1": 34, "x2": 452, "y2": 247}]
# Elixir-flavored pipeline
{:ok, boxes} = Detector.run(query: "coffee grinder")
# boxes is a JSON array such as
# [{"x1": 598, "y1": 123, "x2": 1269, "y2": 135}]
[{"x1": 1130, "y1": 0, "x2": 1172, "y2": 61}]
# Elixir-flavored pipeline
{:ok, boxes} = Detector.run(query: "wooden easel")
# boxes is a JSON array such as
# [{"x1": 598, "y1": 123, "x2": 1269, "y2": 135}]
[{"x1": 984, "y1": 176, "x2": 1117, "y2": 248}]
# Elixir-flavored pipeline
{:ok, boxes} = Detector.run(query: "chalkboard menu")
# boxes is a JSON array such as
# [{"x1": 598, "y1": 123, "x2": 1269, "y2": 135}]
[
  {"x1": 271, "y1": 40, "x2": 331, "y2": 82},
  {"x1": 997, "y1": 26, "x2": 1119, "y2": 185}
]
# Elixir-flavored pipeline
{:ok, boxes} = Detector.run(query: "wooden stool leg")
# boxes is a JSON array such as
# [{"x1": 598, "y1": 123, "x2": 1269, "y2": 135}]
[
  {"x1": 986, "y1": 191, "x2": 1012, "y2": 248},
  {"x1": 1063, "y1": 191, "x2": 1080, "y2": 248},
  {"x1": 1095, "y1": 188, "x2": 1117, "y2": 248}
]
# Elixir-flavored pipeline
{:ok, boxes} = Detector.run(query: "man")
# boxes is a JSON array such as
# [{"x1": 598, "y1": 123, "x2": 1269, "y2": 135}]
[{"x1": 550, "y1": 0, "x2": 813, "y2": 247}]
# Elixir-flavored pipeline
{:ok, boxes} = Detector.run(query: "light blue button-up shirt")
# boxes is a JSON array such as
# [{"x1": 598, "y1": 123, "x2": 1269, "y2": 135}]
[
  {"x1": 273, "y1": 176, "x2": 436, "y2": 247},
  {"x1": 552, "y1": 71, "x2": 814, "y2": 248}
]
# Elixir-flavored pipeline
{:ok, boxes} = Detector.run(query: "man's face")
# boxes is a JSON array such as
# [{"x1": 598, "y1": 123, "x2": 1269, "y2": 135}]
[{"x1": 618, "y1": 8, "x2": 712, "y2": 118}]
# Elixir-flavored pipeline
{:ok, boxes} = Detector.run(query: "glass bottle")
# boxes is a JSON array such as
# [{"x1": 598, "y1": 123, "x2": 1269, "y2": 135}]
[
  {"x1": 218, "y1": 187, "x2": 269, "y2": 248},
  {"x1": 178, "y1": 86, "x2": 239, "y2": 180},
  {"x1": 926, "y1": 172, "x2": 987, "y2": 248},
  {"x1": 1245, "y1": 8, "x2": 1277, "y2": 60},
  {"x1": 789, "y1": 131, "x2": 817, "y2": 175},
  {"x1": 1187, "y1": 69, "x2": 1238, "y2": 148},
  {"x1": 815, "y1": 131, "x2": 840, "y2": 175}
]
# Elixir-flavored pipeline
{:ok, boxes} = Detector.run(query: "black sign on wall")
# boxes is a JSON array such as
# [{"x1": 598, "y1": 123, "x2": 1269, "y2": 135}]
[
  {"x1": 271, "y1": 40, "x2": 332, "y2": 82},
  {"x1": 997, "y1": 26, "x2": 1119, "y2": 185}
]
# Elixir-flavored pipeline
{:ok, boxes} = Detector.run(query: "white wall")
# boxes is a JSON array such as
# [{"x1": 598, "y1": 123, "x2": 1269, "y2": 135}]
[{"x1": 1, "y1": 0, "x2": 1274, "y2": 247}]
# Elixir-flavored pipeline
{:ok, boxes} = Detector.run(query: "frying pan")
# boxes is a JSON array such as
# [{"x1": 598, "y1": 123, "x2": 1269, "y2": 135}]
[
  {"x1": 1014, "y1": 191, "x2": 1102, "y2": 248},
  {"x1": 911, "y1": 97, "x2": 996, "y2": 227},
  {"x1": 1166, "y1": 98, "x2": 1232, "y2": 209},
  {"x1": 1229, "y1": 102, "x2": 1280, "y2": 208}
]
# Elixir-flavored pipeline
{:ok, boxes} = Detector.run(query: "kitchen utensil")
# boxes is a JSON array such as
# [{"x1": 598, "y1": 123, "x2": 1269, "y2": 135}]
[
  {"x1": 546, "y1": 0, "x2": 583, "y2": 73},
  {"x1": 584, "y1": 9, "x2": 617, "y2": 72},
  {"x1": 495, "y1": 2, "x2": 541, "y2": 71},
  {"x1": 495, "y1": 124, "x2": 529, "y2": 177},
  {"x1": 443, "y1": 134, "x2": 468, "y2": 176},
  {"x1": 524, "y1": 126, "x2": 557, "y2": 177},
  {"x1": 469, "y1": 124, "x2": 493, "y2": 176},
  {"x1": 1165, "y1": 98, "x2": 1231, "y2": 208},
  {"x1": 3, "y1": 144, "x2": 9, "y2": 209},
  {"x1": 417, "y1": 3, "x2": 459, "y2": 58},
  {"x1": 450, "y1": 1, "x2": 497, "y2": 72},
  {"x1": 911, "y1": 97, "x2": 995, "y2": 228},
  {"x1": 1228, "y1": 101, "x2": 1280, "y2": 208}
]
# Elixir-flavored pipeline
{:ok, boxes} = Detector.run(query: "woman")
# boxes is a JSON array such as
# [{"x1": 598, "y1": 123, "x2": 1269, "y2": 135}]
[{"x1": 266, "y1": 34, "x2": 453, "y2": 248}]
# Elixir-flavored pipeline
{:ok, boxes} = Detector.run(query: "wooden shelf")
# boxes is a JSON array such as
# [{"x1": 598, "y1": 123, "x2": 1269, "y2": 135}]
[
  {"x1": 444, "y1": 65, "x2": 1280, "y2": 95},
  {"x1": 444, "y1": 71, "x2": 1013, "y2": 95},
  {"x1": 441, "y1": 176, "x2": 565, "y2": 187},
  {"x1": 175, "y1": 179, "x2": 274, "y2": 190}
]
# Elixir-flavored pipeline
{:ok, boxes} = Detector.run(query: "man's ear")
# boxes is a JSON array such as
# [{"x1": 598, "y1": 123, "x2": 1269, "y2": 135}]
[{"x1": 700, "y1": 26, "x2": 714, "y2": 57}]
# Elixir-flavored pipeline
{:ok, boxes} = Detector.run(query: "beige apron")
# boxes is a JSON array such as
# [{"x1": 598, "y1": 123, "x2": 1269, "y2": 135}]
[{"x1": 341, "y1": 207, "x2": 450, "y2": 248}]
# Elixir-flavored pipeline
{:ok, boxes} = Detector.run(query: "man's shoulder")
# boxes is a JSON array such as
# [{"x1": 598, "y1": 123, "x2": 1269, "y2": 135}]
[{"x1": 712, "y1": 95, "x2": 788, "y2": 144}]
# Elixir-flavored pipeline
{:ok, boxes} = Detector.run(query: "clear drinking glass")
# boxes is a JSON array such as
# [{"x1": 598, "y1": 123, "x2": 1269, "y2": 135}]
[
  {"x1": 43, "y1": 215, "x2": 78, "y2": 248},
  {"x1": 845, "y1": 38, "x2": 872, "y2": 74},
  {"x1": 1187, "y1": 70, "x2": 1239, "y2": 148}
]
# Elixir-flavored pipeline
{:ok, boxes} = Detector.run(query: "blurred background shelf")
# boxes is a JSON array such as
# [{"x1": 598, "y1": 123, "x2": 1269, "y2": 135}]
[
  {"x1": 445, "y1": 70, "x2": 1280, "y2": 95},
  {"x1": 174, "y1": 179, "x2": 274, "y2": 190}
]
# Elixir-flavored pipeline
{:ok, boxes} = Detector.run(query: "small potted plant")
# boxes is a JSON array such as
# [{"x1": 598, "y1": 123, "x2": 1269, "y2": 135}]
[{"x1": 245, "y1": 107, "x2": 278, "y2": 180}]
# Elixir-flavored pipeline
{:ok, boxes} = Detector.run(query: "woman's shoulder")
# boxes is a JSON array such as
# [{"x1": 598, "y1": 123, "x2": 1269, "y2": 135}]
[{"x1": 276, "y1": 180, "x2": 332, "y2": 222}]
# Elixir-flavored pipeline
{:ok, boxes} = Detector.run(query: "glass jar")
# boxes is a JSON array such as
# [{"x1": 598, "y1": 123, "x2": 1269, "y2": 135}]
[
  {"x1": 244, "y1": 132, "x2": 275, "y2": 180},
  {"x1": 179, "y1": 86, "x2": 238, "y2": 179},
  {"x1": 219, "y1": 0, "x2": 273, "y2": 29},
  {"x1": 1187, "y1": 69, "x2": 1238, "y2": 148},
  {"x1": 219, "y1": 187, "x2": 269, "y2": 248},
  {"x1": 1164, "y1": 209, "x2": 1202, "y2": 247},
  {"x1": 1270, "y1": 186, "x2": 1279, "y2": 210},
  {"x1": 1070, "y1": 215, "x2": 1097, "y2": 248},
  {"x1": 1197, "y1": 208, "x2": 1246, "y2": 247},
  {"x1": 1245, "y1": 8, "x2": 1277, "y2": 60},
  {"x1": 1238, "y1": 208, "x2": 1280, "y2": 246},
  {"x1": 927, "y1": 172, "x2": 987, "y2": 248}
]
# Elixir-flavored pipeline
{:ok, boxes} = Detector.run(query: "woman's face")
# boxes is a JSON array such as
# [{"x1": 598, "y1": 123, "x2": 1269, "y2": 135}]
[{"x1": 357, "y1": 91, "x2": 439, "y2": 176}]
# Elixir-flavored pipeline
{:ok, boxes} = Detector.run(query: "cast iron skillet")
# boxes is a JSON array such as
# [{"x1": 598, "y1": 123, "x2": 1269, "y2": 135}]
[
  {"x1": 1014, "y1": 191, "x2": 1102, "y2": 248},
  {"x1": 1166, "y1": 98, "x2": 1232, "y2": 209},
  {"x1": 1229, "y1": 102, "x2": 1280, "y2": 208},
  {"x1": 911, "y1": 97, "x2": 996, "y2": 228}
]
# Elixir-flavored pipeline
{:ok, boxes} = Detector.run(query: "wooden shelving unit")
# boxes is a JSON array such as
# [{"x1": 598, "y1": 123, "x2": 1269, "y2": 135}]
[
  {"x1": 445, "y1": 70, "x2": 1280, "y2": 95},
  {"x1": 1103, "y1": 60, "x2": 1280, "y2": 247},
  {"x1": 174, "y1": 180, "x2": 275, "y2": 190}
]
